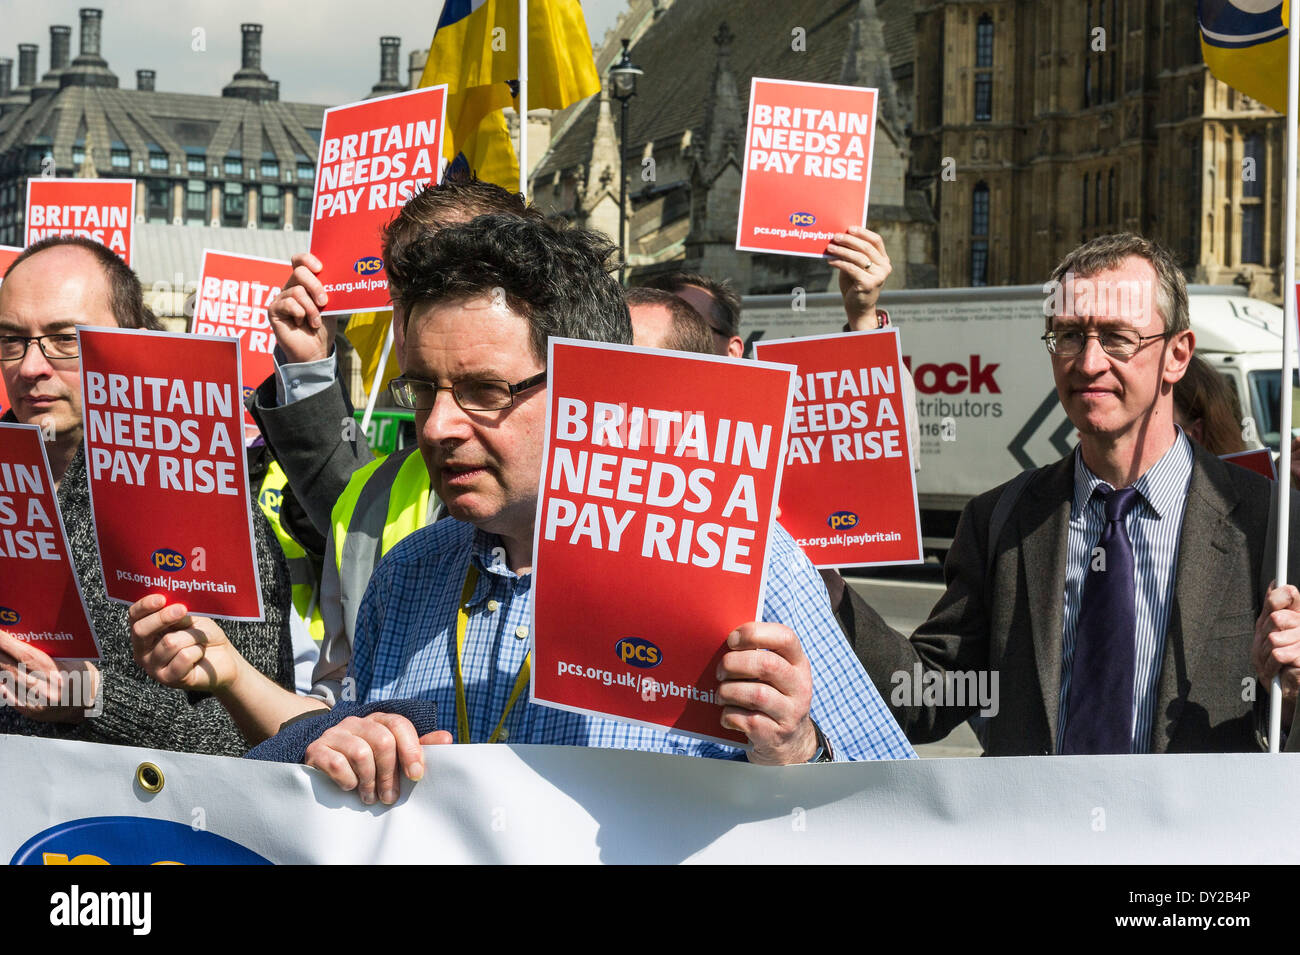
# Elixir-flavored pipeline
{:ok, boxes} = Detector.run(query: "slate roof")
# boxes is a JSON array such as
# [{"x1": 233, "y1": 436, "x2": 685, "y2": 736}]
[{"x1": 0, "y1": 84, "x2": 326, "y2": 170}]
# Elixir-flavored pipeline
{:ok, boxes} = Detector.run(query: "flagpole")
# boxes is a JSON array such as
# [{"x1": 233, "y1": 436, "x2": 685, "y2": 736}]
[
  {"x1": 518, "y1": 0, "x2": 529, "y2": 197},
  {"x1": 1270, "y1": 0, "x2": 1300, "y2": 753},
  {"x1": 360, "y1": 318, "x2": 395, "y2": 438}
]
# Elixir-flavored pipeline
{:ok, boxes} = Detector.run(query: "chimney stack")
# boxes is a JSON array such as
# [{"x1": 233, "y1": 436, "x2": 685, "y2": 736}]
[
  {"x1": 0, "y1": 59, "x2": 12, "y2": 97},
  {"x1": 223, "y1": 23, "x2": 277, "y2": 102},
  {"x1": 62, "y1": 7, "x2": 117, "y2": 88},
  {"x1": 79, "y1": 8, "x2": 103, "y2": 58},
  {"x1": 137, "y1": 69, "x2": 155, "y2": 91},
  {"x1": 380, "y1": 37, "x2": 400, "y2": 84},
  {"x1": 31, "y1": 25, "x2": 73, "y2": 99},
  {"x1": 50, "y1": 25, "x2": 71, "y2": 71},
  {"x1": 241, "y1": 23, "x2": 262, "y2": 71},
  {"x1": 369, "y1": 36, "x2": 405, "y2": 97},
  {"x1": 17, "y1": 44, "x2": 38, "y2": 88},
  {"x1": 408, "y1": 49, "x2": 427, "y2": 90}
]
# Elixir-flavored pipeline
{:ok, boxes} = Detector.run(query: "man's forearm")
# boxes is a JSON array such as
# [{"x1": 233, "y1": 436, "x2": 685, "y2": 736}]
[{"x1": 216, "y1": 658, "x2": 330, "y2": 744}]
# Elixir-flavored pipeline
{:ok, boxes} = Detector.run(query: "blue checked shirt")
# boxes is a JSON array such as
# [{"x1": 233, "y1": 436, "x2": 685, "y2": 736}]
[
  {"x1": 349, "y1": 519, "x2": 915, "y2": 762},
  {"x1": 1057, "y1": 429, "x2": 1194, "y2": 753}
]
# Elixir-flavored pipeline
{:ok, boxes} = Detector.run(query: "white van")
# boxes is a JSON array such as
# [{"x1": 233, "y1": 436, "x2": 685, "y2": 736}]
[{"x1": 741, "y1": 285, "x2": 1289, "y2": 553}]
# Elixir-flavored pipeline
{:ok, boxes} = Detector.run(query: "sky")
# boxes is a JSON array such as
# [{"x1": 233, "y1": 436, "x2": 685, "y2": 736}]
[{"x1": 0, "y1": 0, "x2": 628, "y2": 105}]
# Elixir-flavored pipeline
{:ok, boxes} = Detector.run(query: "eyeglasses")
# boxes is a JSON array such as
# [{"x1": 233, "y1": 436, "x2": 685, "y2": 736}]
[
  {"x1": 389, "y1": 371, "x2": 547, "y2": 412},
  {"x1": 0, "y1": 334, "x2": 79, "y2": 362},
  {"x1": 1041, "y1": 327, "x2": 1172, "y2": 359}
]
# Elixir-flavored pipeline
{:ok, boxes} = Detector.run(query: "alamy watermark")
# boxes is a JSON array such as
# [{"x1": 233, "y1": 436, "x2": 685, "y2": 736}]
[{"x1": 889, "y1": 663, "x2": 999, "y2": 717}]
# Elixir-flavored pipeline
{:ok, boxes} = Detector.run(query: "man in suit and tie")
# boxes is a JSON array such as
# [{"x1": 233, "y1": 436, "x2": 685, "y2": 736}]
[{"x1": 842, "y1": 232, "x2": 1300, "y2": 755}]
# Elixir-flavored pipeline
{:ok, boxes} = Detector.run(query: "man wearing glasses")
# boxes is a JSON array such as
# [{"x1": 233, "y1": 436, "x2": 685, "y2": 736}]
[
  {"x1": 130, "y1": 215, "x2": 914, "y2": 803},
  {"x1": 843, "y1": 232, "x2": 1300, "y2": 755},
  {"x1": 0, "y1": 236, "x2": 294, "y2": 755}
]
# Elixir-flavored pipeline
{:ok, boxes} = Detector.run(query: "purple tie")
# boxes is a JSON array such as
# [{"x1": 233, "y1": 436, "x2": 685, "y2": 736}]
[{"x1": 1061, "y1": 485, "x2": 1139, "y2": 755}]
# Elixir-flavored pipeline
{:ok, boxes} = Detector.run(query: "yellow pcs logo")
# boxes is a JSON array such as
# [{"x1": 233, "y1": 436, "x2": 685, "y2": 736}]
[
  {"x1": 353, "y1": 256, "x2": 383, "y2": 274},
  {"x1": 827, "y1": 511, "x2": 858, "y2": 530},
  {"x1": 789, "y1": 212, "x2": 816, "y2": 227},
  {"x1": 0, "y1": 606, "x2": 19, "y2": 625},
  {"x1": 150, "y1": 548, "x2": 186, "y2": 572},
  {"x1": 615, "y1": 636, "x2": 661, "y2": 669}
]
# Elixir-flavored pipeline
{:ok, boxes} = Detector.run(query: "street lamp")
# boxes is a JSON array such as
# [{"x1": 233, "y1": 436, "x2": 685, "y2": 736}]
[{"x1": 608, "y1": 38, "x2": 642, "y2": 285}]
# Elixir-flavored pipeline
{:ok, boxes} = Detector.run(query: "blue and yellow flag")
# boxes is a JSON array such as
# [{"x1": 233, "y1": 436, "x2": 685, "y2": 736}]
[
  {"x1": 1199, "y1": 0, "x2": 1288, "y2": 112},
  {"x1": 421, "y1": 0, "x2": 601, "y2": 190}
]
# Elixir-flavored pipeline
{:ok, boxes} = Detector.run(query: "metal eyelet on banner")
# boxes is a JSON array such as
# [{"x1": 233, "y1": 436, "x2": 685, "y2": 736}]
[{"x1": 135, "y1": 762, "x2": 165, "y2": 793}]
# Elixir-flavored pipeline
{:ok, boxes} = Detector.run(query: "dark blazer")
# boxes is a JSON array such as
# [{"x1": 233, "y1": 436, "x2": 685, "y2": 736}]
[
  {"x1": 247, "y1": 373, "x2": 370, "y2": 551},
  {"x1": 842, "y1": 442, "x2": 1298, "y2": 755}
]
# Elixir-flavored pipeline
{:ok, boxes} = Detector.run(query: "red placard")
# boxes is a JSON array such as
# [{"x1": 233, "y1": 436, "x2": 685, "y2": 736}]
[
  {"x1": 308, "y1": 85, "x2": 447, "y2": 315},
  {"x1": 1222, "y1": 448, "x2": 1277, "y2": 480},
  {"x1": 753, "y1": 329, "x2": 922, "y2": 568},
  {"x1": 0, "y1": 244, "x2": 20, "y2": 281},
  {"x1": 530, "y1": 340, "x2": 796, "y2": 746},
  {"x1": 0, "y1": 424, "x2": 99, "y2": 659},
  {"x1": 736, "y1": 78, "x2": 877, "y2": 258},
  {"x1": 0, "y1": 244, "x2": 15, "y2": 417},
  {"x1": 78, "y1": 327, "x2": 263, "y2": 619},
  {"x1": 191, "y1": 250, "x2": 288, "y2": 439},
  {"x1": 25, "y1": 179, "x2": 136, "y2": 265}
]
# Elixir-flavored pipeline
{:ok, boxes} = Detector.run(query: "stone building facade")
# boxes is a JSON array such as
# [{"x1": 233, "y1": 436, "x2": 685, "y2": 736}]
[
  {"x1": 530, "y1": 0, "x2": 936, "y2": 295},
  {"x1": 912, "y1": 0, "x2": 1284, "y2": 299},
  {"x1": 0, "y1": 9, "x2": 411, "y2": 249}
]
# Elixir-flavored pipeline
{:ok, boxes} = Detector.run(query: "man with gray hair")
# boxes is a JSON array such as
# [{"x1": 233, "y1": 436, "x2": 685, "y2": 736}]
[{"x1": 844, "y1": 232, "x2": 1300, "y2": 755}]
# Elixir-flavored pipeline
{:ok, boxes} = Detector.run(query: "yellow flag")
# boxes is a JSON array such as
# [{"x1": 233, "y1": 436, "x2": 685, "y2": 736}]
[
  {"x1": 421, "y1": 0, "x2": 601, "y2": 189},
  {"x1": 344, "y1": 311, "x2": 400, "y2": 398},
  {"x1": 1200, "y1": 0, "x2": 1288, "y2": 112}
]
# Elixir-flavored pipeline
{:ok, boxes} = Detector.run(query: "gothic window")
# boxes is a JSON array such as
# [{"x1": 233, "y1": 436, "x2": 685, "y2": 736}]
[
  {"x1": 974, "y1": 14, "x2": 993, "y2": 121},
  {"x1": 972, "y1": 182, "x2": 990, "y2": 236}
]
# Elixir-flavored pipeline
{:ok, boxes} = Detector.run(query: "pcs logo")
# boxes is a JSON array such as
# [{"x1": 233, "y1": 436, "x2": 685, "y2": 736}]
[
  {"x1": 615, "y1": 636, "x2": 661, "y2": 669},
  {"x1": 259, "y1": 487, "x2": 283, "y2": 517},
  {"x1": 789, "y1": 212, "x2": 816, "y2": 228},
  {"x1": 827, "y1": 511, "x2": 859, "y2": 530},
  {"x1": 353, "y1": 256, "x2": 384, "y2": 275},
  {"x1": 0, "y1": 606, "x2": 19, "y2": 625},
  {"x1": 12, "y1": 816, "x2": 271, "y2": 865},
  {"x1": 150, "y1": 548, "x2": 186, "y2": 572}
]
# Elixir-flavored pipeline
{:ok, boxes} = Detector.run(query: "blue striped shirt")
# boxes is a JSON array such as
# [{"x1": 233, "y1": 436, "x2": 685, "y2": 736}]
[
  {"x1": 1057, "y1": 429, "x2": 1194, "y2": 753},
  {"x1": 349, "y1": 518, "x2": 916, "y2": 762}
]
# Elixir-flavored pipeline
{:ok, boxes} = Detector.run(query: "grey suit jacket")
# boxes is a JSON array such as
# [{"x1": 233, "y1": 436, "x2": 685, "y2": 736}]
[
  {"x1": 248, "y1": 373, "x2": 370, "y2": 550},
  {"x1": 843, "y1": 442, "x2": 1299, "y2": 755}
]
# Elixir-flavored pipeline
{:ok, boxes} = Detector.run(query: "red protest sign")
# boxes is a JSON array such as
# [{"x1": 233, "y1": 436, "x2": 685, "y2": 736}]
[
  {"x1": 0, "y1": 424, "x2": 99, "y2": 659},
  {"x1": 0, "y1": 244, "x2": 20, "y2": 280},
  {"x1": 308, "y1": 85, "x2": 447, "y2": 315},
  {"x1": 25, "y1": 179, "x2": 136, "y2": 265},
  {"x1": 736, "y1": 78, "x2": 877, "y2": 259},
  {"x1": 1222, "y1": 448, "x2": 1277, "y2": 480},
  {"x1": 530, "y1": 340, "x2": 795, "y2": 746},
  {"x1": 78, "y1": 327, "x2": 263, "y2": 619},
  {"x1": 192, "y1": 250, "x2": 287, "y2": 438},
  {"x1": 0, "y1": 245, "x2": 15, "y2": 417},
  {"x1": 753, "y1": 329, "x2": 922, "y2": 568}
]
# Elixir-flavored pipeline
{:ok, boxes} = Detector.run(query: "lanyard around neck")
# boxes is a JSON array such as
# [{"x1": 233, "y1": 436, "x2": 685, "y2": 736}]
[{"x1": 453, "y1": 565, "x2": 531, "y2": 745}]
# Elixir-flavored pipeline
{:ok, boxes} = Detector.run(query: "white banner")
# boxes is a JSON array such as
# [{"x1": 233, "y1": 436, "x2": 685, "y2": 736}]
[{"x1": 3, "y1": 736, "x2": 1299, "y2": 864}]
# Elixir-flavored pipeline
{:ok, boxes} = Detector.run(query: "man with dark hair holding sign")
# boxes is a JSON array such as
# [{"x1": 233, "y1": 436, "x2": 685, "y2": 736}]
[
  {"x1": 131, "y1": 216, "x2": 912, "y2": 803},
  {"x1": 0, "y1": 236, "x2": 294, "y2": 756}
]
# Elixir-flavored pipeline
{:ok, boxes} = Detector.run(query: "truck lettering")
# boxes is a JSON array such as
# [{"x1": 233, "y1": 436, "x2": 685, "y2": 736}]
[{"x1": 902, "y1": 355, "x2": 1001, "y2": 395}]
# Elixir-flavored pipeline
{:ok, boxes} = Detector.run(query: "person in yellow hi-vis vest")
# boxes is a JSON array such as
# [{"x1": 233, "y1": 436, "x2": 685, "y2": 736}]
[
  {"x1": 310, "y1": 447, "x2": 435, "y2": 705},
  {"x1": 257, "y1": 460, "x2": 325, "y2": 643}
]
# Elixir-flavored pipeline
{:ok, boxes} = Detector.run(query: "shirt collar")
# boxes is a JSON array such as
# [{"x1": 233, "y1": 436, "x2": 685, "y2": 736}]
[
  {"x1": 465, "y1": 526, "x2": 531, "y2": 605},
  {"x1": 1071, "y1": 427, "x2": 1194, "y2": 520}
]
